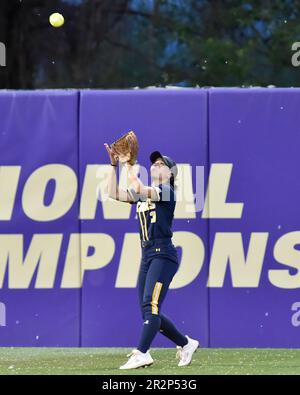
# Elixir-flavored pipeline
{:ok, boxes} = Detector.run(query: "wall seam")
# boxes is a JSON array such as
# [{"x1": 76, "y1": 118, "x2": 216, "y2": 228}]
[
  {"x1": 77, "y1": 90, "x2": 83, "y2": 348},
  {"x1": 206, "y1": 89, "x2": 211, "y2": 348}
]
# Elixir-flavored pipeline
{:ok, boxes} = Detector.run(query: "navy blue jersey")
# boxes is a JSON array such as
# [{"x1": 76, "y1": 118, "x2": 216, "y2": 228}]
[{"x1": 127, "y1": 183, "x2": 176, "y2": 241}]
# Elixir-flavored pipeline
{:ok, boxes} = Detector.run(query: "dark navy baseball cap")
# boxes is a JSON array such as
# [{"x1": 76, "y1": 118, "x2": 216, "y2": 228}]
[{"x1": 150, "y1": 151, "x2": 178, "y2": 179}]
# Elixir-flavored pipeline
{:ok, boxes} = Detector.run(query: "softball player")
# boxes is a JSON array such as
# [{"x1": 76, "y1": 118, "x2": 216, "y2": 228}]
[{"x1": 104, "y1": 144, "x2": 199, "y2": 369}]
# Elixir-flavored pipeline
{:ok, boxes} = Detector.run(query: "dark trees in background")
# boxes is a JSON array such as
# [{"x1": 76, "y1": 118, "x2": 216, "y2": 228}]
[{"x1": 0, "y1": 0, "x2": 300, "y2": 89}]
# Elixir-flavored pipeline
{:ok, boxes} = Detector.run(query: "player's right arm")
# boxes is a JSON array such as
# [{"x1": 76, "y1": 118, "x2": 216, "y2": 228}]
[{"x1": 107, "y1": 165, "x2": 134, "y2": 203}]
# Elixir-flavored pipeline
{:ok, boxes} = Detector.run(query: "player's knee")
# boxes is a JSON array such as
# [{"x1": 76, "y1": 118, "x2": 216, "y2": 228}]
[
  {"x1": 143, "y1": 310, "x2": 162, "y2": 328},
  {"x1": 142, "y1": 301, "x2": 161, "y2": 316},
  {"x1": 141, "y1": 309, "x2": 146, "y2": 321}
]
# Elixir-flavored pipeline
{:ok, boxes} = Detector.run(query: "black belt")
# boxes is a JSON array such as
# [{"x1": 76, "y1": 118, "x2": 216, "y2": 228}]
[{"x1": 141, "y1": 238, "x2": 172, "y2": 248}]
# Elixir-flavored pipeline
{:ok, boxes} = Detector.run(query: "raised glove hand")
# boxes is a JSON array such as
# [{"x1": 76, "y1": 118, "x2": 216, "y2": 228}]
[{"x1": 110, "y1": 131, "x2": 138, "y2": 166}]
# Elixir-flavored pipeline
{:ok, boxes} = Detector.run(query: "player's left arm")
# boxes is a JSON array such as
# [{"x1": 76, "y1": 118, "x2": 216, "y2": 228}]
[{"x1": 125, "y1": 163, "x2": 160, "y2": 201}]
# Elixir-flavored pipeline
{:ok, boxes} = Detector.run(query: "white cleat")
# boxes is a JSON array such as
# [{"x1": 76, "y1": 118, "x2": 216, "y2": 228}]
[
  {"x1": 176, "y1": 335, "x2": 199, "y2": 367},
  {"x1": 119, "y1": 349, "x2": 154, "y2": 370}
]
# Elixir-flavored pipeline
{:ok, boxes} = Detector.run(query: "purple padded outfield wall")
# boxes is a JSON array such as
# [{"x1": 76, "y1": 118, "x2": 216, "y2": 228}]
[
  {"x1": 0, "y1": 91, "x2": 81, "y2": 346},
  {"x1": 0, "y1": 88, "x2": 300, "y2": 348},
  {"x1": 208, "y1": 88, "x2": 300, "y2": 347}
]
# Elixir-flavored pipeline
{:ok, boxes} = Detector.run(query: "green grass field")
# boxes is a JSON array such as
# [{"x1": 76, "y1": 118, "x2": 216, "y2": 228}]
[{"x1": 0, "y1": 347, "x2": 300, "y2": 375}]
